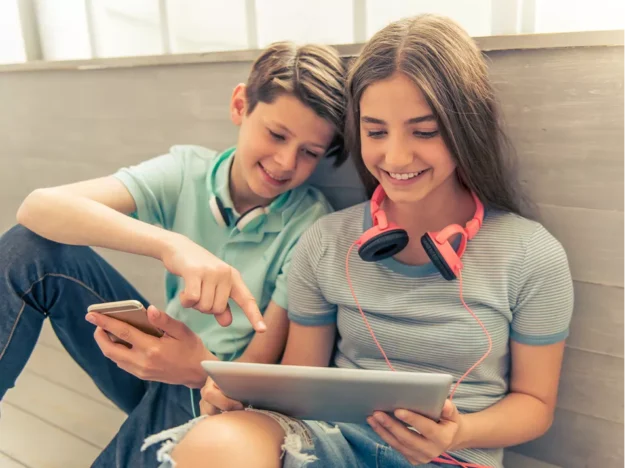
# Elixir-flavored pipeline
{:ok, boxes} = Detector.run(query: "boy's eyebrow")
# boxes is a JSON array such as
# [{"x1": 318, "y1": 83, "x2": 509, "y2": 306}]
[
  {"x1": 275, "y1": 123, "x2": 294, "y2": 136},
  {"x1": 273, "y1": 122, "x2": 327, "y2": 150},
  {"x1": 361, "y1": 115, "x2": 436, "y2": 125}
]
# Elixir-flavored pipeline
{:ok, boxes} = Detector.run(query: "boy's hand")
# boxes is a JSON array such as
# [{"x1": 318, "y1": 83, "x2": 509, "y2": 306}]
[
  {"x1": 88, "y1": 305, "x2": 216, "y2": 388},
  {"x1": 199, "y1": 376, "x2": 244, "y2": 416},
  {"x1": 160, "y1": 233, "x2": 266, "y2": 332}
]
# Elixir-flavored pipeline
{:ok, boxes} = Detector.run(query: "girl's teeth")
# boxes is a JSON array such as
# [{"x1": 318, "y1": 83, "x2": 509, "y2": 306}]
[{"x1": 388, "y1": 170, "x2": 424, "y2": 180}]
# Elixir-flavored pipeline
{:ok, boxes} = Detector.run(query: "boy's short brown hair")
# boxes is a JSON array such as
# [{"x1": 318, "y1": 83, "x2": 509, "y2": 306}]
[{"x1": 246, "y1": 42, "x2": 347, "y2": 166}]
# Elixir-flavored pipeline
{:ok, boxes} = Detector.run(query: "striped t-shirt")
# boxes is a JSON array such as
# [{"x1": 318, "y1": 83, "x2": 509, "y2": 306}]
[{"x1": 287, "y1": 202, "x2": 574, "y2": 468}]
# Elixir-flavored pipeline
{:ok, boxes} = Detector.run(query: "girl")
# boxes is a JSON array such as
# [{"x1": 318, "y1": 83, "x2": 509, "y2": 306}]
[{"x1": 165, "y1": 14, "x2": 573, "y2": 468}]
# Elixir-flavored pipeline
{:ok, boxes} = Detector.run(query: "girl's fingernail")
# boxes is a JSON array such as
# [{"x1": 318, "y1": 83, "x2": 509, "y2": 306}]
[{"x1": 86, "y1": 314, "x2": 96, "y2": 324}]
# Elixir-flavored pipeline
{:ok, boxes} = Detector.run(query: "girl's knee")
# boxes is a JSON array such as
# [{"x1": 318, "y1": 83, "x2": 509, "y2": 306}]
[{"x1": 171, "y1": 412, "x2": 285, "y2": 468}]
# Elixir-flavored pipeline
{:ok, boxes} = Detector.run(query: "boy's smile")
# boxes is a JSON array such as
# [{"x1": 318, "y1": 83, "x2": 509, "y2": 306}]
[{"x1": 229, "y1": 88, "x2": 336, "y2": 213}]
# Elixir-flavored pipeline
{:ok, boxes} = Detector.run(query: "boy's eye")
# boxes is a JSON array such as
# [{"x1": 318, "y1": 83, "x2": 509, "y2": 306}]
[
  {"x1": 269, "y1": 129, "x2": 286, "y2": 141},
  {"x1": 366, "y1": 130, "x2": 386, "y2": 139}
]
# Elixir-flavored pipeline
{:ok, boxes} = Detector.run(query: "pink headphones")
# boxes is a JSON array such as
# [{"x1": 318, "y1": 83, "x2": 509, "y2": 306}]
[{"x1": 356, "y1": 185, "x2": 484, "y2": 280}]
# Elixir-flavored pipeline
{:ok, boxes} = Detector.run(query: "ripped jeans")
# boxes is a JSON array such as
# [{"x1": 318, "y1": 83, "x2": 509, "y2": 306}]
[
  {"x1": 144, "y1": 410, "x2": 459, "y2": 468},
  {"x1": 0, "y1": 225, "x2": 200, "y2": 467}
]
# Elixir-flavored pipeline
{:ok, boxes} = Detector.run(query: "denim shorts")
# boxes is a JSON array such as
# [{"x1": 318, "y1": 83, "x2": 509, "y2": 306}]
[{"x1": 143, "y1": 409, "x2": 459, "y2": 468}]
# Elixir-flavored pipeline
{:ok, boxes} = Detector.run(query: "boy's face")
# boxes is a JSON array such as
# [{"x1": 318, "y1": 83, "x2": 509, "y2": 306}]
[{"x1": 230, "y1": 85, "x2": 335, "y2": 206}]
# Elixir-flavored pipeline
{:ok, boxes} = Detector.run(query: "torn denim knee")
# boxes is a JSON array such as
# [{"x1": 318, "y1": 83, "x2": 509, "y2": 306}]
[
  {"x1": 245, "y1": 408, "x2": 319, "y2": 465},
  {"x1": 141, "y1": 415, "x2": 207, "y2": 468}
]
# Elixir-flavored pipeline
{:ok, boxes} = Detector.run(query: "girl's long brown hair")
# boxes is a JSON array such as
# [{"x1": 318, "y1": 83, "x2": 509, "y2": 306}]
[{"x1": 345, "y1": 14, "x2": 531, "y2": 216}]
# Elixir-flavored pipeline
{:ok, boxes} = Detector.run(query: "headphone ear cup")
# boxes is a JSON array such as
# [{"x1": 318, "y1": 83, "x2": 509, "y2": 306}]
[
  {"x1": 421, "y1": 233, "x2": 457, "y2": 281},
  {"x1": 358, "y1": 228, "x2": 409, "y2": 262},
  {"x1": 209, "y1": 196, "x2": 230, "y2": 227}
]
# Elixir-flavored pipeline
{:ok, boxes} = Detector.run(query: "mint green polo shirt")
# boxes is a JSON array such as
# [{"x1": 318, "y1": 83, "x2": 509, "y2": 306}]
[{"x1": 114, "y1": 145, "x2": 333, "y2": 359}]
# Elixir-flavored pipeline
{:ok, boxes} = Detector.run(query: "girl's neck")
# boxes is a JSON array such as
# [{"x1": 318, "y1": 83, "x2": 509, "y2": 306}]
[{"x1": 384, "y1": 176, "x2": 476, "y2": 265}]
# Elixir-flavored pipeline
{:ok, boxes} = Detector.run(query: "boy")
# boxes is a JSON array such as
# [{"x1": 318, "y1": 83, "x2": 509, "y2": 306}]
[{"x1": 0, "y1": 41, "x2": 346, "y2": 466}]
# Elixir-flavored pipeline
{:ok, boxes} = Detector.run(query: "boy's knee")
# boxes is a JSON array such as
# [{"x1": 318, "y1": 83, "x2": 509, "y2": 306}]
[
  {"x1": 1, "y1": 224, "x2": 86, "y2": 274},
  {"x1": 172, "y1": 412, "x2": 283, "y2": 468},
  {"x1": 2, "y1": 224, "x2": 61, "y2": 259}
]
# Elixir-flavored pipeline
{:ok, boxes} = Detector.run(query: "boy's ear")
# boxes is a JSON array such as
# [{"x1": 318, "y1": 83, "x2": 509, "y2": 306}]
[{"x1": 230, "y1": 83, "x2": 247, "y2": 126}]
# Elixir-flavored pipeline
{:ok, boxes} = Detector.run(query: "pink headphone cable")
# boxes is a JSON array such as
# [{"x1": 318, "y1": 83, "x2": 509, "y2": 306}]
[{"x1": 346, "y1": 241, "x2": 493, "y2": 468}]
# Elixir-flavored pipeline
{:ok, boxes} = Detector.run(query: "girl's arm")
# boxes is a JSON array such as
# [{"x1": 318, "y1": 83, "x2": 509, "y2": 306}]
[
  {"x1": 236, "y1": 301, "x2": 291, "y2": 364},
  {"x1": 281, "y1": 321, "x2": 337, "y2": 367},
  {"x1": 199, "y1": 315, "x2": 336, "y2": 415},
  {"x1": 452, "y1": 340, "x2": 565, "y2": 450}
]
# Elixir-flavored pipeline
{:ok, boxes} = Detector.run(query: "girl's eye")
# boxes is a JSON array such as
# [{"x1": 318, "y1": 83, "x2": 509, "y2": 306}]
[
  {"x1": 366, "y1": 130, "x2": 386, "y2": 138},
  {"x1": 413, "y1": 130, "x2": 439, "y2": 139}
]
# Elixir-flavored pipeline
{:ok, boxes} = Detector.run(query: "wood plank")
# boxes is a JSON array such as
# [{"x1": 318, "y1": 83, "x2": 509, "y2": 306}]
[
  {"x1": 38, "y1": 321, "x2": 63, "y2": 351},
  {"x1": 0, "y1": 404, "x2": 100, "y2": 468},
  {"x1": 1, "y1": 47, "x2": 621, "y2": 213},
  {"x1": 504, "y1": 451, "x2": 561, "y2": 468},
  {"x1": 25, "y1": 340, "x2": 116, "y2": 409},
  {"x1": 93, "y1": 248, "x2": 165, "y2": 308},
  {"x1": 0, "y1": 157, "x2": 112, "y2": 210},
  {"x1": 0, "y1": 452, "x2": 29, "y2": 468},
  {"x1": 513, "y1": 408, "x2": 624, "y2": 468},
  {"x1": 537, "y1": 204, "x2": 624, "y2": 287},
  {"x1": 5, "y1": 372, "x2": 125, "y2": 448},
  {"x1": 0, "y1": 62, "x2": 245, "y2": 166},
  {"x1": 557, "y1": 348, "x2": 623, "y2": 423},
  {"x1": 568, "y1": 282, "x2": 624, "y2": 357},
  {"x1": 492, "y1": 46, "x2": 624, "y2": 211}
]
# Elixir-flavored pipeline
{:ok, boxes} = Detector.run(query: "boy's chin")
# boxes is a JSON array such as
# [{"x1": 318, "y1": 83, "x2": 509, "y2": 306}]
[{"x1": 249, "y1": 181, "x2": 287, "y2": 203}]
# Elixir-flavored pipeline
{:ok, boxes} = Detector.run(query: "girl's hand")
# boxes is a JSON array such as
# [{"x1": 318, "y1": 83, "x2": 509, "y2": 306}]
[
  {"x1": 367, "y1": 400, "x2": 465, "y2": 465},
  {"x1": 160, "y1": 233, "x2": 266, "y2": 332},
  {"x1": 199, "y1": 376, "x2": 244, "y2": 416}
]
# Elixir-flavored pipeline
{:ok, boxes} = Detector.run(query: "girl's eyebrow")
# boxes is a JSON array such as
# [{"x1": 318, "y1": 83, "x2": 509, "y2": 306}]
[{"x1": 361, "y1": 115, "x2": 436, "y2": 125}]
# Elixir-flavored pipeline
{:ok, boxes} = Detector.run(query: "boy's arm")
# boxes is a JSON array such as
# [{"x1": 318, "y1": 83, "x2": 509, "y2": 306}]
[
  {"x1": 17, "y1": 176, "x2": 177, "y2": 259},
  {"x1": 236, "y1": 301, "x2": 290, "y2": 364}
]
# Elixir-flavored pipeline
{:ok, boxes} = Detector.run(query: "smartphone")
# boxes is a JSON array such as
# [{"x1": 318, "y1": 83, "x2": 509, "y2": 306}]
[{"x1": 87, "y1": 299, "x2": 164, "y2": 346}]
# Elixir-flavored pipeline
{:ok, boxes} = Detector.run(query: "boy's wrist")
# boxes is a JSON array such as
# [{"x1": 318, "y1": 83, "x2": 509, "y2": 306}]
[{"x1": 154, "y1": 229, "x2": 183, "y2": 261}]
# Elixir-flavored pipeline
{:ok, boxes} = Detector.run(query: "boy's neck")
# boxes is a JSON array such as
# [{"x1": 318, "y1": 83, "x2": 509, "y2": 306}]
[{"x1": 229, "y1": 156, "x2": 273, "y2": 214}]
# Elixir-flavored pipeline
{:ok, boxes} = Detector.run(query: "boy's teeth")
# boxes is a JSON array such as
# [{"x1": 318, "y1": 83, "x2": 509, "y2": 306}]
[
  {"x1": 262, "y1": 165, "x2": 289, "y2": 181},
  {"x1": 388, "y1": 170, "x2": 424, "y2": 180}
]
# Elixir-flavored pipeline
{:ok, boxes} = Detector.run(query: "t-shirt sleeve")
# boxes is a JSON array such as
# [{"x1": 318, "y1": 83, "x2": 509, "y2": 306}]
[
  {"x1": 286, "y1": 220, "x2": 338, "y2": 326},
  {"x1": 272, "y1": 197, "x2": 334, "y2": 310},
  {"x1": 113, "y1": 151, "x2": 184, "y2": 230},
  {"x1": 511, "y1": 224, "x2": 574, "y2": 345},
  {"x1": 271, "y1": 244, "x2": 295, "y2": 310}
]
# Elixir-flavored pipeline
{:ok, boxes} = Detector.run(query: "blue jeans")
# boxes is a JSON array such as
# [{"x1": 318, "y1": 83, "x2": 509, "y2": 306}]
[
  {"x1": 0, "y1": 225, "x2": 200, "y2": 467},
  {"x1": 145, "y1": 411, "x2": 458, "y2": 468}
]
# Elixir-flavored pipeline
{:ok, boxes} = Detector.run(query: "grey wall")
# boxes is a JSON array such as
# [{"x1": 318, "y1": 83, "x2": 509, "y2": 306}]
[{"x1": 0, "y1": 41, "x2": 623, "y2": 468}]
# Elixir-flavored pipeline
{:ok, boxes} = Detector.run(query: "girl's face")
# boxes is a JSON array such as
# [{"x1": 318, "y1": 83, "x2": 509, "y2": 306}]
[{"x1": 359, "y1": 73, "x2": 459, "y2": 205}]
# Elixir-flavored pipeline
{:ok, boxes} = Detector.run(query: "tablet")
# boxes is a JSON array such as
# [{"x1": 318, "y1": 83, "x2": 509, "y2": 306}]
[{"x1": 201, "y1": 361, "x2": 453, "y2": 424}]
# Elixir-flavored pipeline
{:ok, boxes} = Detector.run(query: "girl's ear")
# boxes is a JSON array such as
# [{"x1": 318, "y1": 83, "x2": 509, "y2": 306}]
[{"x1": 230, "y1": 84, "x2": 247, "y2": 126}]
